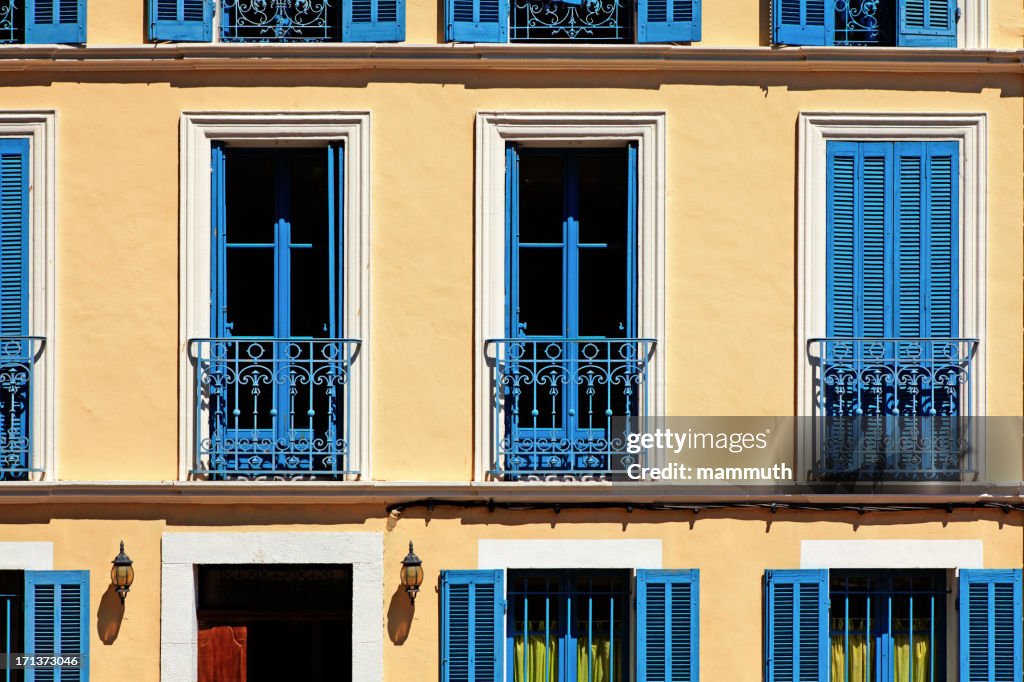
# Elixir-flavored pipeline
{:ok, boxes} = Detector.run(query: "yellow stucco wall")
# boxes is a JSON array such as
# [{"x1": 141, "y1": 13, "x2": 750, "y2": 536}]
[
  {"x1": 0, "y1": 505, "x2": 1017, "y2": 680},
  {"x1": 79, "y1": 0, "x2": 1024, "y2": 47},
  {"x1": 0, "y1": 71, "x2": 1012, "y2": 481}
]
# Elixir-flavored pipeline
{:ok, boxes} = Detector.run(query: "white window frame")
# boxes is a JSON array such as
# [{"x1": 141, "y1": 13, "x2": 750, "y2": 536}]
[
  {"x1": 160, "y1": 531, "x2": 383, "y2": 682},
  {"x1": 797, "y1": 112, "x2": 986, "y2": 478},
  {"x1": 473, "y1": 112, "x2": 667, "y2": 482},
  {"x1": 0, "y1": 112, "x2": 56, "y2": 482},
  {"x1": 178, "y1": 112, "x2": 371, "y2": 481}
]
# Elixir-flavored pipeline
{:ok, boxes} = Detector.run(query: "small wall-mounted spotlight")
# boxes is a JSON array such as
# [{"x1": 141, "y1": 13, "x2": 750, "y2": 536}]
[
  {"x1": 399, "y1": 541, "x2": 423, "y2": 604},
  {"x1": 110, "y1": 541, "x2": 134, "y2": 605}
]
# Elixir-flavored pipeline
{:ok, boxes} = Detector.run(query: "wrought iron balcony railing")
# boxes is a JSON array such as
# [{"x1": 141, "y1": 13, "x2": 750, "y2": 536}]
[
  {"x1": 189, "y1": 338, "x2": 361, "y2": 480},
  {"x1": 220, "y1": 0, "x2": 341, "y2": 42},
  {"x1": 0, "y1": 337, "x2": 44, "y2": 481},
  {"x1": 486, "y1": 337, "x2": 655, "y2": 478},
  {"x1": 511, "y1": 0, "x2": 634, "y2": 42},
  {"x1": 807, "y1": 338, "x2": 979, "y2": 481}
]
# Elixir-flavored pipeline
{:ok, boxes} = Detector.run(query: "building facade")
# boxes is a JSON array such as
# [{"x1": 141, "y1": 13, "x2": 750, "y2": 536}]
[{"x1": 0, "y1": 0, "x2": 1021, "y2": 679}]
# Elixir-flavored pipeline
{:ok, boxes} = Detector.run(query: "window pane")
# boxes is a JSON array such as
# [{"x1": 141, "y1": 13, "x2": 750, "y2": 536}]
[
  {"x1": 517, "y1": 248, "x2": 563, "y2": 337},
  {"x1": 519, "y1": 154, "x2": 564, "y2": 245},
  {"x1": 225, "y1": 152, "x2": 275, "y2": 246},
  {"x1": 226, "y1": 248, "x2": 275, "y2": 337},
  {"x1": 577, "y1": 150, "x2": 628, "y2": 247}
]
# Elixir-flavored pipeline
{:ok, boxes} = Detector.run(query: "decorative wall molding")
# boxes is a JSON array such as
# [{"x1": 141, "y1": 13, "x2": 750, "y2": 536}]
[{"x1": 0, "y1": 46, "x2": 1017, "y2": 73}]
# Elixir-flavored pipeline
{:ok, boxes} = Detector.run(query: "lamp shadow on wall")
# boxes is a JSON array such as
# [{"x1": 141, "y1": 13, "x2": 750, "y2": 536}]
[
  {"x1": 97, "y1": 585, "x2": 125, "y2": 645},
  {"x1": 386, "y1": 585, "x2": 415, "y2": 645}
]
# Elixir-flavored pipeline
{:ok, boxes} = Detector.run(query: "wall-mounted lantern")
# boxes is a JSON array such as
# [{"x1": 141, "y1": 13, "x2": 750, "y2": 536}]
[
  {"x1": 110, "y1": 541, "x2": 135, "y2": 605},
  {"x1": 399, "y1": 541, "x2": 423, "y2": 604}
]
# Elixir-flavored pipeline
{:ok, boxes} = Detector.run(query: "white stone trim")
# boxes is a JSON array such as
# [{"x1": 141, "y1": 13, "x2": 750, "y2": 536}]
[
  {"x1": 160, "y1": 531, "x2": 383, "y2": 682},
  {"x1": 0, "y1": 541, "x2": 53, "y2": 570},
  {"x1": 796, "y1": 112, "x2": 987, "y2": 479},
  {"x1": 178, "y1": 112, "x2": 372, "y2": 481},
  {"x1": 0, "y1": 112, "x2": 56, "y2": 481},
  {"x1": 960, "y1": 0, "x2": 988, "y2": 49},
  {"x1": 801, "y1": 539, "x2": 983, "y2": 568},
  {"x1": 473, "y1": 112, "x2": 667, "y2": 481},
  {"x1": 478, "y1": 539, "x2": 662, "y2": 569}
]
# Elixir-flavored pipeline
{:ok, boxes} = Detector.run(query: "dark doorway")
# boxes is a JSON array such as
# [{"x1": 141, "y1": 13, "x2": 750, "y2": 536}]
[{"x1": 197, "y1": 565, "x2": 352, "y2": 682}]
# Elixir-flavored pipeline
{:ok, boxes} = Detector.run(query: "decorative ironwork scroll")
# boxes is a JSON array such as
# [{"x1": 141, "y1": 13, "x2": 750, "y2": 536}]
[{"x1": 190, "y1": 337, "x2": 360, "y2": 479}]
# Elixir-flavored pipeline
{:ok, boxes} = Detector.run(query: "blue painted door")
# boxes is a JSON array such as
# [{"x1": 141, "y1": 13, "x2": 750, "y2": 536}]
[
  {"x1": 505, "y1": 145, "x2": 637, "y2": 473},
  {"x1": 210, "y1": 145, "x2": 344, "y2": 474}
]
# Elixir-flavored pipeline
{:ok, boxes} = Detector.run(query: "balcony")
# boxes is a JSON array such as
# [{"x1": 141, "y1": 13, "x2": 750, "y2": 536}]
[
  {"x1": 486, "y1": 337, "x2": 655, "y2": 479},
  {"x1": 189, "y1": 338, "x2": 361, "y2": 480},
  {"x1": 807, "y1": 338, "x2": 979, "y2": 481},
  {"x1": 0, "y1": 336, "x2": 43, "y2": 481}
]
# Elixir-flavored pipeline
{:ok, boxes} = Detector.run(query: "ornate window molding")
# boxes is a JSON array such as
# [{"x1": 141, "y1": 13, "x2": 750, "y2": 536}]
[
  {"x1": 473, "y1": 111, "x2": 667, "y2": 481},
  {"x1": 796, "y1": 112, "x2": 987, "y2": 476},
  {"x1": 0, "y1": 112, "x2": 55, "y2": 481},
  {"x1": 178, "y1": 112, "x2": 372, "y2": 481}
]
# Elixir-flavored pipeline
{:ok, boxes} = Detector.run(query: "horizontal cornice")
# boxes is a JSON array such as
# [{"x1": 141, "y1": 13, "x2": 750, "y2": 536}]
[
  {"x1": 0, "y1": 44, "x2": 1019, "y2": 74},
  {"x1": 0, "y1": 480, "x2": 1021, "y2": 506}
]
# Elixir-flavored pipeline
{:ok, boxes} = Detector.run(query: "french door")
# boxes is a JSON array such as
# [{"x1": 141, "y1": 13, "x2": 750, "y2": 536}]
[
  {"x1": 208, "y1": 144, "x2": 345, "y2": 476},
  {"x1": 504, "y1": 145, "x2": 638, "y2": 473}
]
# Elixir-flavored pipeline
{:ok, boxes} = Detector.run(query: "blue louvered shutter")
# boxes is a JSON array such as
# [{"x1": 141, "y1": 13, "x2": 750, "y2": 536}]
[
  {"x1": 446, "y1": 0, "x2": 507, "y2": 42},
  {"x1": 764, "y1": 569, "x2": 828, "y2": 682},
  {"x1": 0, "y1": 139, "x2": 28, "y2": 340},
  {"x1": 25, "y1": 571, "x2": 90, "y2": 682},
  {"x1": 343, "y1": 0, "x2": 405, "y2": 41},
  {"x1": 898, "y1": 0, "x2": 956, "y2": 46},
  {"x1": 772, "y1": 0, "x2": 831, "y2": 45},
  {"x1": 441, "y1": 570, "x2": 503, "y2": 682},
  {"x1": 638, "y1": 0, "x2": 700, "y2": 43},
  {"x1": 959, "y1": 569, "x2": 1022, "y2": 682},
  {"x1": 25, "y1": 0, "x2": 85, "y2": 43},
  {"x1": 148, "y1": 0, "x2": 212, "y2": 41},
  {"x1": 893, "y1": 141, "x2": 959, "y2": 339},
  {"x1": 826, "y1": 141, "x2": 893, "y2": 339},
  {"x1": 637, "y1": 569, "x2": 699, "y2": 682}
]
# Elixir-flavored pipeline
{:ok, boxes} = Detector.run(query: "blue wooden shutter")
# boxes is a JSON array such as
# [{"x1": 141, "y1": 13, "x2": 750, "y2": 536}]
[
  {"x1": 446, "y1": 0, "x2": 508, "y2": 42},
  {"x1": 0, "y1": 139, "x2": 28, "y2": 340},
  {"x1": 343, "y1": 0, "x2": 405, "y2": 41},
  {"x1": 959, "y1": 569, "x2": 1022, "y2": 682},
  {"x1": 637, "y1": 0, "x2": 700, "y2": 43},
  {"x1": 893, "y1": 141, "x2": 959, "y2": 338},
  {"x1": 441, "y1": 570, "x2": 503, "y2": 682},
  {"x1": 898, "y1": 0, "x2": 956, "y2": 46},
  {"x1": 637, "y1": 569, "x2": 699, "y2": 682},
  {"x1": 210, "y1": 142, "x2": 227, "y2": 337},
  {"x1": 772, "y1": 0, "x2": 832, "y2": 45},
  {"x1": 25, "y1": 571, "x2": 90, "y2": 682},
  {"x1": 148, "y1": 0, "x2": 212, "y2": 41},
  {"x1": 764, "y1": 569, "x2": 828, "y2": 682},
  {"x1": 826, "y1": 141, "x2": 893, "y2": 339},
  {"x1": 25, "y1": 0, "x2": 85, "y2": 43}
]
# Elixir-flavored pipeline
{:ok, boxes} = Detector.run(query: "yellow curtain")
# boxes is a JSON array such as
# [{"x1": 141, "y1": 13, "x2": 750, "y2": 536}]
[
  {"x1": 829, "y1": 625, "x2": 931, "y2": 682},
  {"x1": 830, "y1": 634, "x2": 869, "y2": 682},
  {"x1": 512, "y1": 635, "x2": 617, "y2": 682},
  {"x1": 575, "y1": 637, "x2": 614, "y2": 682},
  {"x1": 513, "y1": 635, "x2": 558, "y2": 682},
  {"x1": 892, "y1": 619, "x2": 931, "y2": 682}
]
